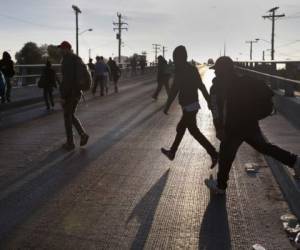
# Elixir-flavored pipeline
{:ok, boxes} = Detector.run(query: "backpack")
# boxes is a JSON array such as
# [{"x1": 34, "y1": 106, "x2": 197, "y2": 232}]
[
  {"x1": 0, "y1": 71, "x2": 6, "y2": 97},
  {"x1": 76, "y1": 57, "x2": 92, "y2": 91},
  {"x1": 242, "y1": 76, "x2": 274, "y2": 120}
]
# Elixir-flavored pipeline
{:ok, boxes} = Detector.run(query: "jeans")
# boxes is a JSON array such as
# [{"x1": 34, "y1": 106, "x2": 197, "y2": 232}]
[
  {"x1": 217, "y1": 124, "x2": 297, "y2": 190},
  {"x1": 1, "y1": 77, "x2": 11, "y2": 103},
  {"x1": 93, "y1": 75, "x2": 106, "y2": 96},
  {"x1": 170, "y1": 110, "x2": 218, "y2": 158},
  {"x1": 43, "y1": 88, "x2": 54, "y2": 109},
  {"x1": 152, "y1": 77, "x2": 170, "y2": 99},
  {"x1": 63, "y1": 96, "x2": 86, "y2": 144}
]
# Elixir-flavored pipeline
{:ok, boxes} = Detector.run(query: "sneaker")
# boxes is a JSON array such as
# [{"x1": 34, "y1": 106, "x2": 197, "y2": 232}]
[
  {"x1": 293, "y1": 156, "x2": 300, "y2": 179},
  {"x1": 161, "y1": 148, "x2": 175, "y2": 161},
  {"x1": 204, "y1": 177, "x2": 226, "y2": 195},
  {"x1": 62, "y1": 142, "x2": 75, "y2": 151},
  {"x1": 80, "y1": 134, "x2": 89, "y2": 146}
]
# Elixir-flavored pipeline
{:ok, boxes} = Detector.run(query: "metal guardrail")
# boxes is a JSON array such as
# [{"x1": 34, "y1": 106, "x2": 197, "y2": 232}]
[
  {"x1": 235, "y1": 66, "x2": 300, "y2": 97},
  {"x1": 12, "y1": 64, "x2": 157, "y2": 87}
]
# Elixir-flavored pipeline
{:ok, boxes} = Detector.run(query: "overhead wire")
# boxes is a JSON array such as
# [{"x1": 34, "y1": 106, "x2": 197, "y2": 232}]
[{"x1": 0, "y1": 12, "x2": 72, "y2": 31}]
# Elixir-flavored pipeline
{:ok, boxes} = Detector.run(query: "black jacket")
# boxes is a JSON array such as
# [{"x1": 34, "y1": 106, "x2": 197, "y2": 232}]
[
  {"x1": 0, "y1": 59, "x2": 14, "y2": 78},
  {"x1": 41, "y1": 67, "x2": 57, "y2": 89},
  {"x1": 60, "y1": 53, "x2": 81, "y2": 99},
  {"x1": 210, "y1": 74, "x2": 259, "y2": 134},
  {"x1": 157, "y1": 61, "x2": 170, "y2": 82},
  {"x1": 165, "y1": 63, "x2": 210, "y2": 111}
]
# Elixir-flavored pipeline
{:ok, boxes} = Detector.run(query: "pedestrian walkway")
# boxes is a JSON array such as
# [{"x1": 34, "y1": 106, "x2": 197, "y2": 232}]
[
  {"x1": 0, "y1": 68, "x2": 294, "y2": 249},
  {"x1": 261, "y1": 113, "x2": 300, "y2": 219}
]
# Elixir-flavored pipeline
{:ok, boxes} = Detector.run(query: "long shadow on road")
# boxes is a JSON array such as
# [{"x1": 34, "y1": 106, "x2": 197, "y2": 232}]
[
  {"x1": 0, "y1": 97, "x2": 164, "y2": 242},
  {"x1": 127, "y1": 169, "x2": 170, "y2": 250},
  {"x1": 198, "y1": 193, "x2": 231, "y2": 250}
]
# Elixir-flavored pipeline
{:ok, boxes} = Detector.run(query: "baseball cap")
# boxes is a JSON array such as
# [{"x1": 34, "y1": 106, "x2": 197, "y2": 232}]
[
  {"x1": 209, "y1": 56, "x2": 234, "y2": 70},
  {"x1": 57, "y1": 41, "x2": 72, "y2": 50}
]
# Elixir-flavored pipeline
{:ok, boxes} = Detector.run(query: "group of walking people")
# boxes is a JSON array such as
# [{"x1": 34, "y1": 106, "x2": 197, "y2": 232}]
[
  {"x1": 47, "y1": 41, "x2": 123, "y2": 150},
  {"x1": 5, "y1": 40, "x2": 299, "y2": 194},
  {"x1": 88, "y1": 56, "x2": 121, "y2": 96},
  {"x1": 38, "y1": 52, "x2": 122, "y2": 111},
  {"x1": 159, "y1": 45, "x2": 300, "y2": 194}
]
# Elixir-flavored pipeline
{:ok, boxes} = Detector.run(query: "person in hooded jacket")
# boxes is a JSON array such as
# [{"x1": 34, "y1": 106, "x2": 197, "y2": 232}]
[
  {"x1": 40, "y1": 60, "x2": 58, "y2": 110},
  {"x1": 0, "y1": 51, "x2": 15, "y2": 103},
  {"x1": 152, "y1": 55, "x2": 171, "y2": 100},
  {"x1": 161, "y1": 46, "x2": 218, "y2": 168},
  {"x1": 107, "y1": 57, "x2": 121, "y2": 93},
  {"x1": 205, "y1": 56, "x2": 300, "y2": 194}
]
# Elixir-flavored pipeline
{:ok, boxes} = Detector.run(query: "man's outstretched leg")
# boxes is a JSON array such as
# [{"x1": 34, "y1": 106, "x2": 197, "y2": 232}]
[
  {"x1": 245, "y1": 127, "x2": 300, "y2": 177},
  {"x1": 186, "y1": 111, "x2": 218, "y2": 168},
  {"x1": 161, "y1": 113, "x2": 187, "y2": 160}
]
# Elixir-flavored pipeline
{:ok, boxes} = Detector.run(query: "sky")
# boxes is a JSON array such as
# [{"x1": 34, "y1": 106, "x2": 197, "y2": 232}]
[{"x1": 0, "y1": 0, "x2": 299, "y2": 63}]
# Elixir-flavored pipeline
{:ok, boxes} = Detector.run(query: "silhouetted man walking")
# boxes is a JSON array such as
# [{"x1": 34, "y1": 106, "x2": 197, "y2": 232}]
[
  {"x1": 87, "y1": 58, "x2": 95, "y2": 79},
  {"x1": 107, "y1": 57, "x2": 121, "y2": 93},
  {"x1": 205, "y1": 56, "x2": 300, "y2": 194},
  {"x1": 0, "y1": 51, "x2": 15, "y2": 103},
  {"x1": 58, "y1": 41, "x2": 89, "y2": 150},
  {"x1": 93, "y1": 56, "x2": 110, "y2": 96},
  {"x1": 161, "y1": 46, "x2": 218, "y2": 168},
  {"x1": 152, "y1": 55, "x2": 171, "y2": 100},
  {"x1": 39, "y1": 60, "x2": 58, "y2": 110}
]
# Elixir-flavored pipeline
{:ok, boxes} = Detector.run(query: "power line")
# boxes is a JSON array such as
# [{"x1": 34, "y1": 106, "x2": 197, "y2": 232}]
[
  {"x1": 277, "y1": 40, "x2": 300, "y2": 48},
  {"x1": 262, "y1": 7, "x2": 285, "y2": 60},
  {"x1": 0, "y1": 12, "x2": 72, "y2": 31}
]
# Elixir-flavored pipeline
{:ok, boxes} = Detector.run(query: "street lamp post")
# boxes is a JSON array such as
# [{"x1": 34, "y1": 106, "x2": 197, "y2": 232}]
[
  {"x1": 246, "y1": 38, "x2": 259, "y2": 60},
  {"x1": 78, "y1": 29, "x2": 93, "y2": 60},
  {"x1": 72, "y1": 5, "x2": 81, "y2": 56},
  {"x1": 79, "y1": 28, "x2": 93, "y2": 35}
]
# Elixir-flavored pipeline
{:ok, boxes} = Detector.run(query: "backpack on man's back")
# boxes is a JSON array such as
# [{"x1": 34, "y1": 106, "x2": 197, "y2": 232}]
[
  {"x1": 241, "y1": 75, "x2": 274, "y2": 120},
  {"x1": 76, "y1": 57, "x2": 92, "y2": 92}
]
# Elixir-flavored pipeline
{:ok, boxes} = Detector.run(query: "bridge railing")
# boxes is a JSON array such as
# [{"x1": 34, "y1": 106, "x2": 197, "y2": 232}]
[
  {"x1": 12, "y1": 64, "x2": 157, "y2": 87},
  {"x1": 235, "y1": 66, "x2": 300, "y2": 97}
]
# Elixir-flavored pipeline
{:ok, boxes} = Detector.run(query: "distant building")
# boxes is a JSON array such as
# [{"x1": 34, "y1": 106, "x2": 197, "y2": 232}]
[{"x1": 113, "y1": 56, "x2": 129, "y2": 68}]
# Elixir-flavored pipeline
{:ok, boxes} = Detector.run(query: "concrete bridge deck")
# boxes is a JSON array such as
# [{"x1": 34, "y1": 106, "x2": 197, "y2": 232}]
[{"x1": 0, "y1": 68, "x2": 298, "y2": 249}]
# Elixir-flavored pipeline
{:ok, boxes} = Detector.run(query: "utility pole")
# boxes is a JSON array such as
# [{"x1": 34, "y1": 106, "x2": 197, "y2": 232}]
[
  {"x1": 152, "y1": 44, "x2": 161, "y2": 64},
  {"x1": 88, "y1": 48, "x2": 91, "y2": 59},
  {"x1": 263, "y1": 7, "x2": 285, "y2": 60},
  {"x1": 113, "y1": 13, "x2": 128, "y2": 64},
  {"x1": 72, "y1": 5, "x2": 81, "y2": 56},
  {"x1": 262, "y1": 50, "x2": 265, "y2": 61},
  {"x1": 141, "y1": 51, "x2": 147, "y2": 61},
  {"x1": 246, "y1": 39, "x2": 259, "y2": 60},
  {"x1": 162, "y1": 46, "x2": 167, "y2": 58}
]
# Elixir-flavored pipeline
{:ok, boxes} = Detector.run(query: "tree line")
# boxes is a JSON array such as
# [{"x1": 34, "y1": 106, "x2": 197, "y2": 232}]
[{"x1": 15, "y1": 42, "x2": 62, "y2": 65}]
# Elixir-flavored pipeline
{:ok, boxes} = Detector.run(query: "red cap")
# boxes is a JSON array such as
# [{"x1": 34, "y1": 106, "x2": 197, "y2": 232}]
[{"x1": 57, "y1": 41, "x2": 72, "y2": 50}]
